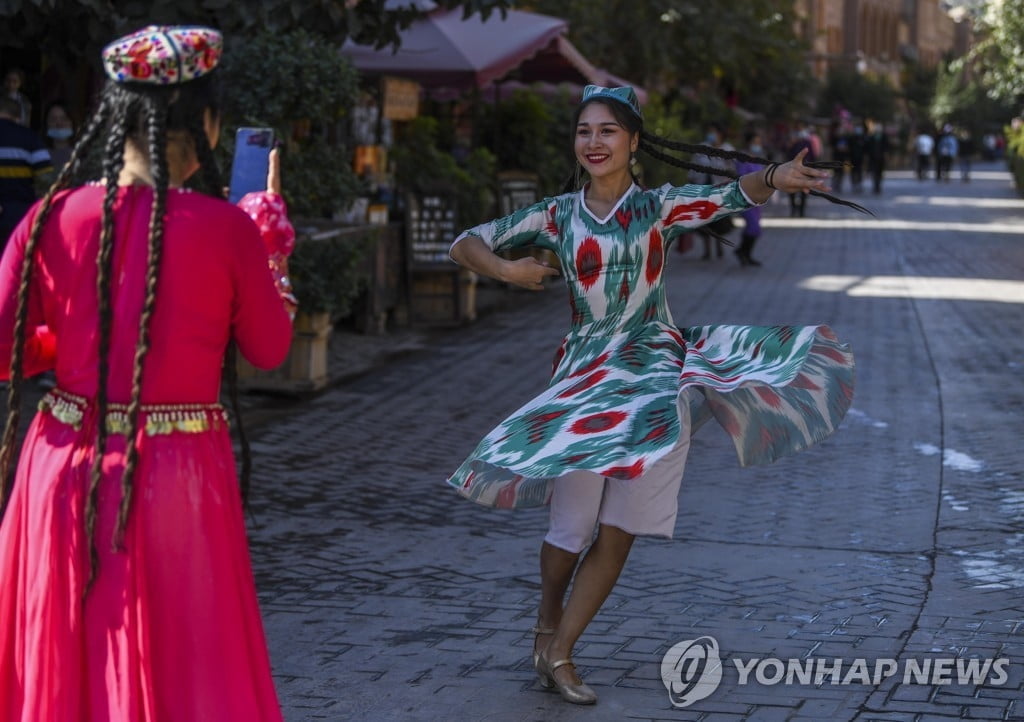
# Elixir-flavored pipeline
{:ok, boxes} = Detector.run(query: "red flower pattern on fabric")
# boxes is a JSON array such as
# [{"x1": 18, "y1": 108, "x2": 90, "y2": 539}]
[
  {"x1": 576, "y1": 236, "x2": 602, "y2": 290},
  {"x1": 570, "y1": 411, "x2": 627, "y2": 435},
  {"x1": 558, "y1": 369, "x2": 609, "y2": 398},
  {"x1": 645, "y1": 228, "x2": 664, "y2": 285},
  {"x1": 665, "y1": 200, "x2": 719, "y2": 225}
]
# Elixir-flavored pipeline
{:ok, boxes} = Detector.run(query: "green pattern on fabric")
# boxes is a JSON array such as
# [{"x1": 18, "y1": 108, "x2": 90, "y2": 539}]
[{"x1": 448, "y1": 182, "x2": 855, "y2": 509}]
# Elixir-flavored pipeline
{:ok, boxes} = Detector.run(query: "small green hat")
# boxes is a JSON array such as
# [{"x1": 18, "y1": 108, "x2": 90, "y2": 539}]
[{"x1": 581, "y1": 85, "x2": 642, "y2": 120}]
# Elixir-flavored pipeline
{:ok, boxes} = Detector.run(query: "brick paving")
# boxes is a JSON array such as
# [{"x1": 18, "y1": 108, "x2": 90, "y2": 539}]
[{"x1": 244, "y1": 165, "x2": 1024, "y2": 721}]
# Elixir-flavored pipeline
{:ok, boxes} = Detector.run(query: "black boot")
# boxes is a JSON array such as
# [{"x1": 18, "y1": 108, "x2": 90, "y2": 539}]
[{"x1": 736, "y1": 233, "x2": 760, "y2": 267}]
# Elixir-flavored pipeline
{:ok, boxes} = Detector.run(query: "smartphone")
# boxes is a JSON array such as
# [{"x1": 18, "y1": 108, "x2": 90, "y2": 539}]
[{"x1": 228, "y1": 127, "x2": 274, "y2": 204}]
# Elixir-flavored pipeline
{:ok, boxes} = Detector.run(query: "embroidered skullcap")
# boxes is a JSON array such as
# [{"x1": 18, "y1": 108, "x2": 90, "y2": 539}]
[
  {"x1": 581, "y1": 85, "x2": 642, "y2": 120},
  {"x1": 102, "y1": 25, "x2": 223, "y2": 85}
]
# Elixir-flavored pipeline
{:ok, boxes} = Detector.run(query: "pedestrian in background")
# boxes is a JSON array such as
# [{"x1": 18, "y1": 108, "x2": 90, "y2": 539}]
[
  {"x1": 2, "y1": 69, "x2": 31, "y2": 126},
  {"x1": 848, "y1": 122, "x2": 866, "y2": 192},
  {"x1": 447, "y1": 84, "x2": 856, "y2": 707},
  {"x1": 689, "y1": 123, "x2": 735, "y2": 259},
  {"x1": 786, "y1": 127, "x2": 815, "y2": 217},
  {"x1": 864, "y1": 120, "x2": 889, "y2": 194},
  {"x1": 958, "y1": 129, "x2": 975, "y2": 182},
  {"x1": 936, "y1": 125, "x2": 958, "y2": 182},
  {"x1": 0, "y1": 25, "x2": 296, "y2": 721},
  {"x1": 735, "y1": 130, "x2": 766, "y2": 266},
  {"x1": 0, "y1": 96, "x2": 51, "y2": 247},
  {"x1": 914, "y1": 127, "x2": 934, "y2": 180},
  {"x1": 42, "y1": 100, "x2": 75, "y2": 172}
]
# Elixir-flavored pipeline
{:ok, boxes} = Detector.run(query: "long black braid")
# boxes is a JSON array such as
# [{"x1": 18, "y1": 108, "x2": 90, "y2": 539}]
[
  {"x1": 84, "y1": 88, "x2": 134, "y2": 591},
  {"x1": 640, "y1": 129, "x2": 872, "y2": 216},
  {"x1": 0, "y1": 97, "x2": 113, "y2": 519},
  {"x1": 112, "y1": 91, "x2": 169, "y2": 549}
]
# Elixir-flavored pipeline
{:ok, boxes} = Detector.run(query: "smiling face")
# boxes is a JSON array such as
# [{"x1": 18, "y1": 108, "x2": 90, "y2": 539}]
[{"x1": 574, "y1": 101, "x2": 639, "y2": 186}]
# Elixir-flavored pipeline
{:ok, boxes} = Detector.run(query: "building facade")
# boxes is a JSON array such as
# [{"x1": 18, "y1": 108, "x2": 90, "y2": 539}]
[{"x1": 794, "y1": 0, "x2": 970, "y2": 89}]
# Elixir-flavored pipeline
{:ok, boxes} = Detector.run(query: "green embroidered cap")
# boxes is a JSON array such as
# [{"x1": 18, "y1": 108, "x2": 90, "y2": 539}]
[{"x1": 581, "y1": 85, "x2": 642, "y2": 120}]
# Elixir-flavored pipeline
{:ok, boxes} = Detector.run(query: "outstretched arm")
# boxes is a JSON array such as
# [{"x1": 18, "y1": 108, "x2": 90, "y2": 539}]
[
  {"x1": 450, "y1": 235, "x2": 559, "y2": 291},
  {"x1": 739, "y1": 148, "x2": 831, "y2": 204}
]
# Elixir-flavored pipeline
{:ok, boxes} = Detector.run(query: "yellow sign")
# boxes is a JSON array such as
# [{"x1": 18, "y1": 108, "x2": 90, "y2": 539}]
[{"x1": 382, "y1": 77, "x2": 420, "y2": 121}]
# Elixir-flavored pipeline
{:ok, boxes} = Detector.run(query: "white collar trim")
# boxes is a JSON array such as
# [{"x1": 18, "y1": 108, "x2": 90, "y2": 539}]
[{"x1": 579, "y1": 183, "x2": 636, "y2": 224}]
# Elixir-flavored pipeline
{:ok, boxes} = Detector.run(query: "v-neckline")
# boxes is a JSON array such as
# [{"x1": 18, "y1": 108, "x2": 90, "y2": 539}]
[{"x1": 579, "y1": 183, "x2": 635, "y2": 224}]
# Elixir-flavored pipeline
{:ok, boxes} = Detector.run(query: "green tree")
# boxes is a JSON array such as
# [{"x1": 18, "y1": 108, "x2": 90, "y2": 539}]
[
  {"x1": 817, "y1": 66, "x2": 897, "y2": 123},
  {"x1": 971, "y1": 0, "x2": 1024, "y2": 107},
  {"x1": 478, "y1": 89, "x2": 576, "y2": 195},
  {"x1": 930, "y1": 57, "x2": 1014, "y2": 136},
  {"x1": 523, "y1": 0, "x2": 811, "y2": 119},
  {"x1": 0, "y1": 0, "x2": 513, "y2": 63},
  {"x1": 900, "y1": 59, "x2": 938, "y2": 124},
  {"x1": 219, "y1": 28, "x2": 362, "y2": 218}
]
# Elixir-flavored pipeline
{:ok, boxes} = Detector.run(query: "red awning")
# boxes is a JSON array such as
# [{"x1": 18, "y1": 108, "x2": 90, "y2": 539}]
[{"x1": 341, "y1": 7, "x2": 646, "y2": 102}]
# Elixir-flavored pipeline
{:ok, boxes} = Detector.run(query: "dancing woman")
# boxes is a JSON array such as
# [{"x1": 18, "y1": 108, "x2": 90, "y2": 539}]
[{"x1": 447, "y1": 85, "x2": 856, "y2": 706}]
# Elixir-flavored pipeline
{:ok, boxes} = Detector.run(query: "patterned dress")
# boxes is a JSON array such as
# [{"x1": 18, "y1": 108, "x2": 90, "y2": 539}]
[{"x1": 447, "y1": 181, "x2": 854, "y2": 509}]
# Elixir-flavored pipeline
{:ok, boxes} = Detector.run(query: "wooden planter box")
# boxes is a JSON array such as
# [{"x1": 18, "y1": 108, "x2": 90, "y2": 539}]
[
  {"x1": 408, "y1": 268, "x2": 477, "y2": 325},
  {"x1": 236, "y1": 311, "x2": 331, "y2": 393}
]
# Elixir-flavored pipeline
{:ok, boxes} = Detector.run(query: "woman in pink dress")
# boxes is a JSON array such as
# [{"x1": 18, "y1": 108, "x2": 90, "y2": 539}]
[{"x1": 0, "y1": 26, "x2": 295, "y2": 721}]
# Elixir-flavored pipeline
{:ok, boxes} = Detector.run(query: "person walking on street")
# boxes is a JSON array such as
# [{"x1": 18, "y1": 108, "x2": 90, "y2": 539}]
[
  {"x1": 848, "y1": 123, "x2": 866, "y2": 192},
  {"x1": 0, "y1": 25, "x2": 296, "y2": 721},
  {"x1": 735, "y1": 130, "x2": 767, "y2": 266},
  {"x1": 0, "y1": 97, "x2": 51, "y2": 247},
  {"x1": 936, "y1": 125, "x2": 958, "y2": 182},
  {"x1": 958, "y1": 130, "x2": 975, "y2": 182},
  {"x1": 786, "y1": 128, "x2": 815, "y2": 217},
  {"x1": 446, "y1": 85, "x2": 857, "y2": 707},
  {"x1": 914, "y1": 128, "x2": 934, "y2": 180},
  {"x1": 689, "y1": 124, "x2": 735, "y2": 259},
  {"x1": 865, "y1": 120, "x2": 889, "y2": 194}
]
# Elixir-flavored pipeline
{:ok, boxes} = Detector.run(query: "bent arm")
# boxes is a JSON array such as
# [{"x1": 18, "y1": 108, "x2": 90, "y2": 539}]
[
  {"x1": 451, "y1": 234, "x2": 559, "y2": 291},
  {"x1": 450, "y1": 234, "x2": 512, "y2": 283}
]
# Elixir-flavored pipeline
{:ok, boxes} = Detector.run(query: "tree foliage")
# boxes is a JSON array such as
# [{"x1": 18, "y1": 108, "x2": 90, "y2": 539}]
[
  {"x1": 0, "y1": 0, "x2": 513, "y2": 63},
  {"x1": 219, "y1": 27, "x2": 362, "y2": 218},
  {"x1": 930, "y1": 57, "x2": 1015, "y2": 135},
  {"x1": 522, "y1": 0, "x2": 811, "y2": 119},
  {"x1": 817, "y1": 66, "x2": 897, "y2": 123},
  {"x1": 971, "y1": 0, "x2": 1024, "y2": 107}
]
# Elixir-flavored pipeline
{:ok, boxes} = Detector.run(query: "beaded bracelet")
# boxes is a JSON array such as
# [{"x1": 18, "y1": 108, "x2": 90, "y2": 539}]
[{"x1": 763, "y1": 163, "x2": 781, "y2": 190}]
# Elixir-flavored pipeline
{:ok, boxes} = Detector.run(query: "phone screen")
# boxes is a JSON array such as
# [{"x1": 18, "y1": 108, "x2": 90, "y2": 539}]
[{"x1": 228, "y1": 127, "x2": 274, "y2": 204}]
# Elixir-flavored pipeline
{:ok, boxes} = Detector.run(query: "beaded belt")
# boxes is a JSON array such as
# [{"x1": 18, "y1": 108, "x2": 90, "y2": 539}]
[{"x1": 39, "y1": 388, "x2": 229, "y2": 436}]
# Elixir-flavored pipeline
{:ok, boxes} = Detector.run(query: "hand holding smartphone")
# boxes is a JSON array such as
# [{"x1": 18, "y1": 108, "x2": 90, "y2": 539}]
[{"x1": 228, "y1": 127, "x2": 275, "y2": 204}]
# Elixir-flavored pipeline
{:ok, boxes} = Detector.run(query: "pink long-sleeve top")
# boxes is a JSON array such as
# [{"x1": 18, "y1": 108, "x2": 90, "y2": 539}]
[{"x1": 0, "y1": 185, "x2": 292, "y2": 403}]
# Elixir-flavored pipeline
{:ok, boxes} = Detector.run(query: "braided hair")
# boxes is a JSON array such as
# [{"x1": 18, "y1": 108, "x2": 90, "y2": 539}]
[
  {"x1": 0, "y1": 70, "x2": 255, "y2": 592},
  {"x1": 565, "y1": 97, "x2": 870, "y2": 217}
]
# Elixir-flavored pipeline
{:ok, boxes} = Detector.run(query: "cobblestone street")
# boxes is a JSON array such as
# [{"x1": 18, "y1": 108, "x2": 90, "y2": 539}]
[{"x1": 246, "y1": 165, "x2": 1024, "y2": 721}]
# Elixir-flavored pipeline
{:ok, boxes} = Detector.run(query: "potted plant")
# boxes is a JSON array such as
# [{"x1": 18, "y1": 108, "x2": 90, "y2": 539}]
[{"x1": 221, "y1": 28, "x2": 367, "y2": 390}]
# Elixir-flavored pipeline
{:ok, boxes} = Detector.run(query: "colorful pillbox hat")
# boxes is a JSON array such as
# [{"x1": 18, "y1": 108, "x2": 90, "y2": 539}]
[
  {"x1": 102, "y1": 25, "x2": 223, "y2": 85},
  {"x1": 581, "y1": 85, "x2": 642, "y2": 120}
]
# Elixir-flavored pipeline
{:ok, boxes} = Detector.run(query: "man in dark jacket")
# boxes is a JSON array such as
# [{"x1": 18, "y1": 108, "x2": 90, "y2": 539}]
[
  {"x1": 0, "y1": 96, "x2": 51, "y2": 246},
  {"x1": 863, "y1": 120, "x2": 889, "y2": 194}
]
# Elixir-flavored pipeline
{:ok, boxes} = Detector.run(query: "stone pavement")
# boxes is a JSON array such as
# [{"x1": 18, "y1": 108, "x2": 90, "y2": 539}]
[{"x1": 243, "y1": 164, "x2": 1024, "y2": 721}]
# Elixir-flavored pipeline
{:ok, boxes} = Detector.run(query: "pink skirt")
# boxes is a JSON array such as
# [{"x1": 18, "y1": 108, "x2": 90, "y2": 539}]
[{"x1": 0, "y1": 393, "x2": 282, "y2": 721}]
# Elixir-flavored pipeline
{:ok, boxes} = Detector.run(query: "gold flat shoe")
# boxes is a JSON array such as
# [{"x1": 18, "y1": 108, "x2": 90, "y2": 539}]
[
  {"x1": 537, "y1": 654, "x2": 597, "y2": 705},
  {"x1": 530, "y1": 625, "x2": 556, "y2": 690}
]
